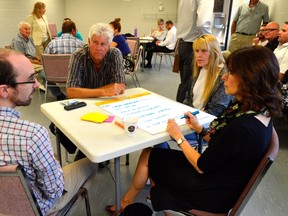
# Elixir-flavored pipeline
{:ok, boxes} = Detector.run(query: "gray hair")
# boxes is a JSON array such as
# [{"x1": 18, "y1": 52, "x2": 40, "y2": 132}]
[
  {"x1": 88, "y1": 23, "x2": 114, "y2": 44},
  {"x1": 18, "y1": 21, "x2": 30, "y2": 30}
]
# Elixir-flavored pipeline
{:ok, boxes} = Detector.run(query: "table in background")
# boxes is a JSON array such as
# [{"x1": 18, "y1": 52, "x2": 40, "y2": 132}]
[{"x1": 41, "y1": 87, "x2": 215, "y2": 212}]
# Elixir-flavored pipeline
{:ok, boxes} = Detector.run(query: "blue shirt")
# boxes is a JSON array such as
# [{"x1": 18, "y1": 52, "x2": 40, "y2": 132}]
[
  {"x1": 113, "y1": 34, "x2": 131, "y2": 56},
  {"x1": 0, "y1": 107, "x2": 64, "y2": 215},
  {"x1": 11, "y1": 33, "x2": 37, "y2": 59},
  {"x1": 45, "y1": 33, "x2": 83, "y2": 54},
  {"x1": 58, "y1": 30, "x2": 83, "y2": 41}
]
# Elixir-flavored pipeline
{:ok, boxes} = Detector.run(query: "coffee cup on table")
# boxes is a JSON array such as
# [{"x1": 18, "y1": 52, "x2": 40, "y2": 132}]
[{"x1": 123, "y1": 117, "x2": 138, "y2": 136}]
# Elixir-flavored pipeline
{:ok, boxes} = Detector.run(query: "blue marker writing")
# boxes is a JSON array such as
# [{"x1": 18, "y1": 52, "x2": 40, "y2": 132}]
[{"x1": 180, "y1": 110, "x2": 200, "y2": 119}]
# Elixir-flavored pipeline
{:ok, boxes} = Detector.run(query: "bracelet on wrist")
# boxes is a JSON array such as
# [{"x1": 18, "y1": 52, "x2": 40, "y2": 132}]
[{"x1": 198, "y1": 127, "x2": 210, "y2": 138}]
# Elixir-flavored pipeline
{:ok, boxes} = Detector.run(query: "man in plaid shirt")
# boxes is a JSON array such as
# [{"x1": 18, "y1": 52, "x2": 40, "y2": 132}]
[{"x1": 0, "y1": 48, "x2": 98, "y2": 215}]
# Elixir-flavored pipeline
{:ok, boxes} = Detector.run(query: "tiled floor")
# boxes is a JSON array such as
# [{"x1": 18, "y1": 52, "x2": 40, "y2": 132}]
[{"x1": 17, "y1": 59, "x2": 288, "y2": 216}]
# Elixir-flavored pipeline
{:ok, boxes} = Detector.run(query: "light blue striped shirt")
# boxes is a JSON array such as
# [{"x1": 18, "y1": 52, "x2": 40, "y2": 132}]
[{"x1": 45, "y1": 33, "x2": 83, "y2": 54}]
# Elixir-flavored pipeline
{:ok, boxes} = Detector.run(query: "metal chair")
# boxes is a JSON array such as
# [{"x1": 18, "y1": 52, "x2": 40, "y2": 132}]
[
  {"x1": 153, "y1": 39, "x2": 179, "y2": 71},
  {"x1": 124, "y1": 45, "x2": 143, "y2": 87},
  {"x1": 41, "y1": 54, "x2": 71, "y2": 102},
  {"x1": 163, "y1": 127, "x2": 279, "y2": 216},
  {"x1": 0, "y1": 164, "x2": 91, "y2": 216}
]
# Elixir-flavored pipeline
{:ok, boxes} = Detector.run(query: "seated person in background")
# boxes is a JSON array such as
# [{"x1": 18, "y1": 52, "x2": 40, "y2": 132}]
[
  {"x1": 159, "y1": 34, "x2": 232, "y2": 148},
  {"x1": 55, "y1": 23, "x2": 125, "y2": 163},
  {"x1": 144, "y1": 20, "x2": 177, "y2": 68},
  {"x1": 274, "y1": 20, "x2": 288, "y2": 80},
  {"x1": 252, "y1": 24, "x2": 268, "y2": 46},
  {"x1": 264, "y1": 21, "x2": 279, "y2": 51},
  {"x1": 11, "y1": 21, "x2": 41, "y2": 65},
  {"x1": 43, "y1": 20, "x2": 84, "y2": 101},
  {"x1": 184, "y1": 34, "x2": 233, "y2": 116},
  {"x1": 58, "y1": 17, "x2": 83, "y2": 41},
  {"x1": 150, "y1": 18, "x2": 166, "y2": 42},
  {"x1": 105, "y1": 45, "x2": 282, "y2": 215},
  {"x1": 109, "y1": 18, "x2": 131, "y2": 57},
  {"x1": 0, "y1": 49, "x2": 98, "y2": 215}
]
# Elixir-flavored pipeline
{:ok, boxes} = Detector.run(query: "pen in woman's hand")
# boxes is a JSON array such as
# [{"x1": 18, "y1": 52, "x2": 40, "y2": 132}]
[{"x1": 180, "y1": 110, "x2": 199, "y2": 119}]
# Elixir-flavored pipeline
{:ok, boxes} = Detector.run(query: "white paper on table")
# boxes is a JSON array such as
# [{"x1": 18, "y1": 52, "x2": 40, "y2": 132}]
[{"x1": 99, "y1": 94, "x2": 214, "y2": 134}]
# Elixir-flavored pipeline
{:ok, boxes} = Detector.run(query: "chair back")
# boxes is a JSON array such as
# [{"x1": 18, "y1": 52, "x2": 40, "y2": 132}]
[
  {"x1": 228, "y1": 127, "x2": 279, "y2": 216},
  {"x1": 0, "y1": 165, "x2": 41, "y2": 216},
  {"x1": 127, "y1": 39, "x2": 139, "y2": 60},
  {"x1": 48, "y1": 23, "x2": 58, "y2": 39},
  {"x1": 41, "y1": 54, "x2": 71, "y2": 83}
]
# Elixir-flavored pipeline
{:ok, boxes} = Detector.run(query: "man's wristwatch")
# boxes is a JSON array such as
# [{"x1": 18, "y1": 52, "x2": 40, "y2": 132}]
[{"x1": 176, "y1": 137, "x2": 187, "y2": 145}]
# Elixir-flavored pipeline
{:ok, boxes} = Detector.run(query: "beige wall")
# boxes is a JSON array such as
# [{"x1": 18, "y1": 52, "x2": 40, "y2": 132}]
[
  {"x1": 65, "y1": 0, "x2": 178, "y2": 44},
  {"x1": 0, "y1": 0, "x2": 65, "y2": 47},
  {"x1": 1, "y1": 0, "x2": 287, "y2": 48}
]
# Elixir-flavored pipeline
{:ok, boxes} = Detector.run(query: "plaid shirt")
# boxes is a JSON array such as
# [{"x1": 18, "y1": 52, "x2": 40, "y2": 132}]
[
  {"x1": 0, "y1": 107, "x2": 64, "y2": 215},
  {"x1": 67, "y1": 45, "x2": 125, "y2": 88},
  {"x1": 44, "y1": 33, "x2": 83, "y2": 54},
  {"x1": 11, "y1": 33, "x2": 37, "y2": 59}
]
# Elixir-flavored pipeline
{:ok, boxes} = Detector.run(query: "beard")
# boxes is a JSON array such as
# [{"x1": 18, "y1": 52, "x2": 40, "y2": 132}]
[{"x1": 11, "y1": 89, "x2": 34, "y2": 106}]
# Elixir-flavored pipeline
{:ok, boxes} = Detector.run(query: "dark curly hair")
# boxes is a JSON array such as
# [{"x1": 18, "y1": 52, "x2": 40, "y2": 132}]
[{"x1": 226, "y1": 45, "x2": 283, "y2": 117}]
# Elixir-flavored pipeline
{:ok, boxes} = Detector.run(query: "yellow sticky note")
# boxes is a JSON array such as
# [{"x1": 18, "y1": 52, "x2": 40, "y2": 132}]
[{"x1": 81, "y1": 112, "x2": 109, "y2": 123}]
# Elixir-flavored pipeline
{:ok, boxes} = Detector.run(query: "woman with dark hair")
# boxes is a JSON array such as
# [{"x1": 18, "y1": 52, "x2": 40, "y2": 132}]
[
  {"x1": 109, "y1": 18, "x2": 131, "y2": 57},
  {"x1": 105, "y1": 45, "x2": 282, "y2": 215}
]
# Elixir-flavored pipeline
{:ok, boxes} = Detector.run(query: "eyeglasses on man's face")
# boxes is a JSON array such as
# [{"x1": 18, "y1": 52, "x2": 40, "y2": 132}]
[
  {"x1": 263, "y1": 29, "x2": 278, "y2": 32},
  {"x1": 13, "y1": 73, "x2": 37, "y2": 85}
]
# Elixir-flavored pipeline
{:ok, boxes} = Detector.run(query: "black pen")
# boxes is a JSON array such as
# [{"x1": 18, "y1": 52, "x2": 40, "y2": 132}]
[{"x1": 180, "y1": 110, "x2": 200, "y2": 119}]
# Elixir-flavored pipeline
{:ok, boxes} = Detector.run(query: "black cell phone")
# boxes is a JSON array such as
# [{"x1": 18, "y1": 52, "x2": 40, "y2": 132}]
[{"x1": 64, "y1": 101, "x2": 87, "y2": 111}]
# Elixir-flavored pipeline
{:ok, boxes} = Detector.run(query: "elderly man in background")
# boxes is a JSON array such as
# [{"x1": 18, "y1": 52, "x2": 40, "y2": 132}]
[
  {"x1": 274, "y1": 21, "x2": 288, "y2": 80},
  {"x1": 264, "y1": 21, "x2": 280, "y2": 51},
  {"x1": 11, "y1": 21, "x2": 41, "y2": 65},
  {"x1": 229, "y1": 0, "x2": 269, "y2": 52}
]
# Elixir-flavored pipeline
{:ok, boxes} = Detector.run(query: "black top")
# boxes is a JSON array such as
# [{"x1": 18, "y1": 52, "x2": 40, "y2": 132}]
[
  {"x1": 265, "y1": 37, "x2": 279, "y2": 51},
  {"x1": 149, "y1": 115, "x2": 272, "y2": 213}
]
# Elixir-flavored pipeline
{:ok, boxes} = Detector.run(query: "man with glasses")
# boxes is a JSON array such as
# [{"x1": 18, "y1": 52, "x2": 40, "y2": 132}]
[
  {"x1": 54, "y1": 23, "x2": 126, "y2": 163},
  {"x1": 229, "y1": 0, "x2": 269, "y2": 53},
  {"x1": 0, "y1": 48, "x2": 98, "y2": 215},
  {"x1": 263, "y1": 21, "x2": 279, "y2": 51}
]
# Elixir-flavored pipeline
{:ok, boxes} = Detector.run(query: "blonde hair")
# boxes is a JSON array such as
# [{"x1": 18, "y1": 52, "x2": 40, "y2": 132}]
[
  {"x1": 192, "y1": 34, "x2": 225, "y2": 106},
  {"x1": 32, "y1": 2, "x2": 46, "y2": 16}
]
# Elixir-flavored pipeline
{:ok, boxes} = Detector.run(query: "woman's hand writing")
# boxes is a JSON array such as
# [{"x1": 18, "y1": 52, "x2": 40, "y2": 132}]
[{"x1": 184, "y1": 112, "x2": 203, "y2": 134}]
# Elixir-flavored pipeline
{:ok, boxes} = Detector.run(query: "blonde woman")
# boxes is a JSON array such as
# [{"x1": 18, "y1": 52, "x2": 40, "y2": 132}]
[
  {"x1": 150, "y1": 18, "x2": 166, "y2": 41},
  {"x1": 25, "y1": 2, "x2": 51, "y2": 56},
  {"x1": 184, "y1": 34, "x2": 232, "y2": 117}
]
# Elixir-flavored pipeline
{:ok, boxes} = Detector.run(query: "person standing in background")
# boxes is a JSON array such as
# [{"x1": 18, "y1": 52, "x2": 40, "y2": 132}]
[
  {"x1": 228, "y1": 0, "x2": 269, "y2": 53},
  {"x1": 25, "y1": 2, "x2": 51, "y2": 57},
  {"x1": 150, "y1": 18, "x2": 166, "y2": 42},
  {"x1": 176, "y1": 0, "x2": 214, "y2": 103},
  {"x1": 58, "y1": 17, "x2": 83, "y2": 41}
]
